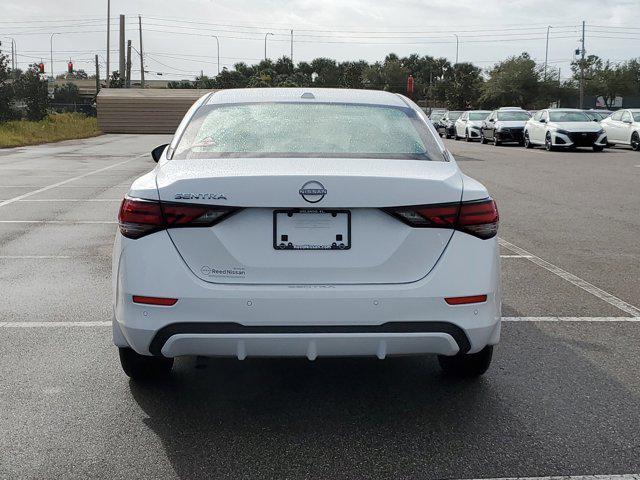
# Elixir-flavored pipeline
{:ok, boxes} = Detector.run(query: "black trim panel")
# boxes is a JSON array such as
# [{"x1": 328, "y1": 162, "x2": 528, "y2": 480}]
[{"x1": 149, "y1": 321, "x2": 471, "y2": 356}]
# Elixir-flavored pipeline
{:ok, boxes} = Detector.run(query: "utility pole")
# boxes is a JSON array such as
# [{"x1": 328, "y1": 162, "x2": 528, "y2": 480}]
[
  {"x1": 579, "y1": 20, "x2": 586, "y2": 109},
  {"x1": 138, "y1": 15, "x2": 145, "y2": 88},
  {"x1": 126, "y1": 40, "x2": 132, "y2": 88},
  {"x1": 95, "y1": 54, "x2": 100, "y2": 93},
  {"x1": 106, "y1": 0, "x2": 110, "y2": 87},
  {"x1": 544, "y1": 25, "x2": 551, "y2": 81},
  {"x1": 290, "y1": 29, "x2": 294, "y2": 63},
  {"x1": 264, "y1": 32, "x2": 273, "y2": 60},
  {"x1": 119, "y1": 14, "x2": 125, "y2": 81}
]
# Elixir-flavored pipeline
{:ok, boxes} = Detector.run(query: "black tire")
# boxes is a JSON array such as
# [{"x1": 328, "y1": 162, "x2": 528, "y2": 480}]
[
  {"x1": 593, "y1": 145, "x2": 604, "y2": 152},
  {"x1": 464, "y1": 129, "x2": 472, "y2": 142},
  {"x1": 438, "y1": 345, "x2": 493, "y2": 378},
  {"x1": 544, "y1": 133, "x2": 555, "y2": 151},
  {"x1": 119, "y1": 347, "x2": 174, "y2": 380},
  {"x1": 631, "y1": 132, "x2": 640, "y2": 151},
  {"x1": 524, "y1": 131, "x2": 533, "y2": 149}
]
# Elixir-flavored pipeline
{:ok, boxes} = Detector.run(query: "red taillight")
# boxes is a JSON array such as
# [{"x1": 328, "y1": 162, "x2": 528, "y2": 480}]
[
  {"x1": 384, "y1": 198, "x2": 498, "y2": 239},
  {"x1": 132, "y1": 295, "x2": 178, "y2": 306},
  {"x1": 457, "y1": 198, "x2": 499, "y2": 239},
  {"x1": 118, "y1": 198, "x2": 163, "y2": 239},
  {"x1": 445, "y1": 295, "x2": 487, "y2": 305},
  {"x1": 118, "y1": 197, "x2": 239, "y2": 239}
]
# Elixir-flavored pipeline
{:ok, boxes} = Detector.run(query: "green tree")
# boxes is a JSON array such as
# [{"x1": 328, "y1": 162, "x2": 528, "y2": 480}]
[
  {"x1": 15, "y1": 64, "x2": 49, "y2": 120},
  {"x1": 309, "y1": 58, "x2": 341, "y2": 87},
  {"x1": 108, "y1": 71, "x2": 124, "y2": 88},
  {"x1": 0, "y1": 51, "x2": 18, "y2": 121},
  {"x1": 571, "y1": 55, "x2": 637, "y2": 108},
  {"x1": 434, "y1": 62, "x2": 483, "y2": 109},
  {"x1": 53, "y1": 82, "x2": 80, "y2": 111},
  {"x1": 213, "y1": 68, "x2": 248, "y2": 89},
  {"x1": 481, "y1": 53, "x2": 542, "y2": 109}
]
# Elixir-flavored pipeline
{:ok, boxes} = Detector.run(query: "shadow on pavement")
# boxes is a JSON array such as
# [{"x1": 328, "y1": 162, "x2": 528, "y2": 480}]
[{"x1": 129, "y1": 325, "x2": 640, "y2": 480}]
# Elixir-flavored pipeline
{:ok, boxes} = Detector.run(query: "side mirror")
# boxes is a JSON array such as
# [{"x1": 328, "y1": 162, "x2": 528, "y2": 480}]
[
  {"x1": 539, "y1": 118, "x2": 546, "y2": 124},
  {"x1": 624, "y1": 119, "x2": 632, "y2": 124},
  {"x1": 489, "y1": 118, "x2": 495, "y2": 123},
  {"x1": 151, "y1": 144, "x2": 169, "y2": 162}
]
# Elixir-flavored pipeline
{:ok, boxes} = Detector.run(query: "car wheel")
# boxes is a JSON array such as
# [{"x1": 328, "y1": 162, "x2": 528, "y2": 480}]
[
  {"x1": 480, "y1": 132, "x2": 487, "y2": 144},
  {"x1": 465, "y1": 129, "x2": 471, "y2": 142},
  {"x1": 438, "y1": 345, "x2": 493, "y2": 377},
  {"x1": 119, "y1": 347, "x2": 174, "y2": 380},
  {"x1": 545, "y1": 133, "x2": 555, "y2": 151},
  {"x1": 493, "y1": 136, "x2": 501, "y2": 146},
  {"x1": 631, "y1": 132, "x2": 640, "y2": 151},
  {"x1": 593, "y1": 145, "x2": 604, "y2": 152},
  {"x1": 524, "y1": 131, "x2": 533, "y2": 148}
]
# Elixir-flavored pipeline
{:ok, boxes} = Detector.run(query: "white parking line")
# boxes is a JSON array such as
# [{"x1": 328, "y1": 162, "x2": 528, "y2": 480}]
[
  {"x1": 1, "y1": 317, "x2": 638, "y2": 328},
  {"x1": 0, "y1": 220, "x2": 116, "y2": 224},
  {"x1": 498, "y1": 238, "x2": 640, "y2": 317},
  {"x1": 0, "y1": 322, "x2": 111, "y2": 328},
  {"x1": 0, "y1": 255, "x2": 73, "y2": 259},
  {"x1": 502, "y1": 317, "x2": 640, "y2": 322},
  {"x1": 0, "y1": 154, "x2": 145, "y2": 208},
  {"x1": 18, "y1": 199, "x2": 121, "y2": 202},
  {"x1": 500, "y1": 254, "x2": 533, "y2": 258},
  {"x1": 467, "y1": 475, "x2": 640, "y2": 480}
]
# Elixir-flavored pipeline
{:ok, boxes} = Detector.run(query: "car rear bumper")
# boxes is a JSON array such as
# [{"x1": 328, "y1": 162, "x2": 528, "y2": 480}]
[{"x1": 113, "y1": 230, "x2": 501, "y2": 358}]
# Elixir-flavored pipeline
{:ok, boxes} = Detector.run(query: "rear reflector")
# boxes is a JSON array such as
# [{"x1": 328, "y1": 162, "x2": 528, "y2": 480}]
[
  {"x1": 118, "y1": 197, "x2": 240, "y2": 239},
  {"x1": 445, "y1": 295, "x2": 488, "y2": 305},
  {"x1": 132, "y1": 295, "x2": 178, "y2": 306},
  {"x1": 384, "y1": 198, "x2": 499, "y2": 239}
]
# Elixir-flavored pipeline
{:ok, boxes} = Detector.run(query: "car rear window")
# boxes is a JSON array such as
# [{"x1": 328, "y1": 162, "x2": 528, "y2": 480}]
[{"x1": 172, "y1": 102, "x2": 444, "y2": 161}]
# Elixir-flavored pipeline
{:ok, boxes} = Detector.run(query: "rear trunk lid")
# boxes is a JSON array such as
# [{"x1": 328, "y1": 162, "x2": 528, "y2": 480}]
[{"x1": 156, "y1": 157, "x2": 462, "y2": 285}]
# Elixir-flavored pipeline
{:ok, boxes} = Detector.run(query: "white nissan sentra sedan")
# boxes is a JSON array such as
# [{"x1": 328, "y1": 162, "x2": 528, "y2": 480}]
[{"x1": 113, "y1": 88, "x2": 501, "y2": 381}]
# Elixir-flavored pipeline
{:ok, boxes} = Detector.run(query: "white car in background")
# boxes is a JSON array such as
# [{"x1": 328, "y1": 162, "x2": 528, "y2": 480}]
[
  {"x1": 454, "y1": 111, "x2": 491, "y2": 142},
  {"x1": 600, "y1": 109, "x2": 640, "y2": 151},
  {"x1": 523, "y1": 109, "x2": 607, "y2": 151},
  {"x1": 114, "y1": 88, "x2": 501, "y2": 381}
]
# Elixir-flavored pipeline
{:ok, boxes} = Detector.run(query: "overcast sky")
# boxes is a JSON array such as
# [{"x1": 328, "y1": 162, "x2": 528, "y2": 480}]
[{"x1": 2, "y1": 0, "x2": 639, "y2": 81}]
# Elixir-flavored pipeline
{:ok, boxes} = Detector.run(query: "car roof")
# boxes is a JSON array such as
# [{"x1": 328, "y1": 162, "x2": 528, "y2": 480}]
[
  {"x1": 206, "y1": 88, "x2": 408, "y2": 107},
  {"x1": 498, "y1": 107, "x2": 524, "y2": 110}
]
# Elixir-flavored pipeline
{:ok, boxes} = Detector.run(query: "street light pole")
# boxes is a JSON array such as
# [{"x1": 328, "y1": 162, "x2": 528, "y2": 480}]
[
  {"x1": 106, "y1": 0, "x2": 110, "y2": 88},
  {"x1": 453, "y1": 34, "x2": 459, "y2": 64},
  {"x1": 211, "y1": 35, "x2": 220, "y2": 75},
  {"x1": 50, "y1": 33, "x2": 59, "y2": 78},
  {"x1": 544, "y1": 25, "x2": 551, "y2": 81},
  {"x1": 264, "y1": 32, "x2": 273, "y2": 60}
]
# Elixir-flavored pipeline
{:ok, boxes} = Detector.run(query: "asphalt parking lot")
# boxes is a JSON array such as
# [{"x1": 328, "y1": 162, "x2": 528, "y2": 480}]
[{"x1": 1, "y1": 135, "x2": 639, "y2": 480}]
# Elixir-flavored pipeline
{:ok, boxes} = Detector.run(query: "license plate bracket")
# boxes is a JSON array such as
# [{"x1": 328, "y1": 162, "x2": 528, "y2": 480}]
[{"x1": 273, "y1": 209, "x2": 351, "y2": 250}]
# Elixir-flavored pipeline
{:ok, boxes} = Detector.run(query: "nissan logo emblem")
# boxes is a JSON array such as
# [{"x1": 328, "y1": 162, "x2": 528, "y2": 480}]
[{"x1": 299, "y1": 181, "x2": 327, "y2": 203}]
